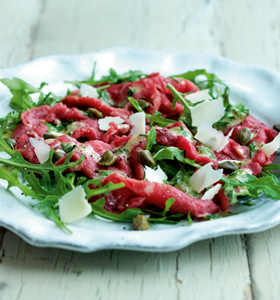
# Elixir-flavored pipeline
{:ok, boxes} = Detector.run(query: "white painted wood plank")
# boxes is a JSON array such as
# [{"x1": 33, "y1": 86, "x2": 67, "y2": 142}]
[
  {"x1": 0, "y1": 0, "x2": 44, "y2": 68},
  {"x1": 32, "y1": 0, "x2": 221, "y2": 58},
  {"x1": 0, "y1": 231, "x2": 252, "y2": 300},
  {"x1": 246, "y1": 228, "x2": 280, "y2": 300}
]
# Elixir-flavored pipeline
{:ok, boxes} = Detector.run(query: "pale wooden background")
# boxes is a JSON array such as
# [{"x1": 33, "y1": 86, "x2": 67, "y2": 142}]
[{"x1": 1, "y1": 1, "x2": 280, "y2": 299}]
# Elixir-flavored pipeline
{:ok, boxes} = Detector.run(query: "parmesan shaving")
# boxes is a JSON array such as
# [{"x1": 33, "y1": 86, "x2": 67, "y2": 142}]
[
  {"x1": 145, "y1": 165, "x2": 167, "y2": 184},
  {"x1": 190, "y1": 97, "x2": 225, "y2": 127},
  {"x1": 189, "y1": 163, "x2": 223, "y2": 193},
  {"x1": 129, "y1": 112, "x2": 146, "y2": 135},
  {"x1": 185, "y1": 89, "x2": 211, "y2": 103},
  {"x1": 80, "y1": 83, "x2": 99, "y2": 98},
  {"x1": 261, "y1": 133, "x2": 280, "y2": 156},
  {"x1": 195, "y1": 122, "x2": 233, "y2": 151},
  {"x1": 98, "y1": 116, "x2": 125, "y2": 131},
  {"x1": 29, "y1": 137, "x2": 51, "y2": 164},
  {"x1": 59, "y1": 186, "x2": 92, "y2": 223},
  {"x1": 201, "y1": 183, "x2": 222, "y2": 200}
]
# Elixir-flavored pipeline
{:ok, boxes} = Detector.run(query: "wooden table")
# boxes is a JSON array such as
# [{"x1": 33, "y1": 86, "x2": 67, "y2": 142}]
[{"x1": 1, "y1": 1, "x2": 280, "y2": 299}]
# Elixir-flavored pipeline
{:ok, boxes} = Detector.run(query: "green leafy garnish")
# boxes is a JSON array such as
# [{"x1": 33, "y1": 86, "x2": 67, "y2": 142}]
[
  {"x1": 128, "y1": 97, "x2": 143, "y2": 112},
  {"x1": 152, "y1": 145, "x2": 201, "y2": 169},
  {"x1": 146, "y1": 127, "x2": 157, "y2": 151},
  {"x1": 0, "y1": 77, "x2": 60, "y2": 110},
  {"x1": 0, "y1": 110, "x2": 22, "y2": 135},
  {"x1": 65, "y1": 64, "x2": 147, "y2": 87},
  {"x1": 249, "y1": 142, "x2": 258, "y2": 158}
]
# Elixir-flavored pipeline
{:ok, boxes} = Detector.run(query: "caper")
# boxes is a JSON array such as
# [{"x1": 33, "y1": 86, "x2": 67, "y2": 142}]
[
  {"x1": 43, "y1": 132, "x2": 62, "y2": 139},
  {"x1": 53, "y1": 149, "x2": 66, "y2": 162},
  {"x1": 132, "y1": 215, "x2": 150, "y2": 231},
  {"x1": 273, "y1": 124, "x2": 280, "y2": 132},
  {"x1": 99, "y1": 150, "x2": 117, "y2": 167},
  {"x1": 88, "y1": 108, "x2": 103, "y2": 119},
  {"x1": 137, "y1": 150, "x2": 156, "y2": 167},
  {"x1": 4, "y1": 137, "x2": 16, "y2": 149},
  {"x1": 218, "y1": 161, "x2": 239, "y2": 173},
  {"x1": 137, "y1": 99, "x2": 150, "y2": 109},
  {"x1": 127, "y1": 87, "x2": 136, "y2": 97},
  {"x1": 236, "y1": 127, "x2": 251, "y2": 145}
]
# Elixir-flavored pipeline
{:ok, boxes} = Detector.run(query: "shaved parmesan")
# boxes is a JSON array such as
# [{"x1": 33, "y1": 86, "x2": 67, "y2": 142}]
[
  {"x1": 190, "y1": 97, "x2": 225, "y2": 127},
  {"x1": 201, "y1": 183, "x2": 222, "y2": 200},
  {"x1": 98, "y1": 116, "x2": 124, "y2": 131},
  {"x1": 185, "y1": 89, "x2": 211, "y2": 103},
  {"x1": 195, "y1": 122, "x2": 233, "y2": 151},
  {"x1": 129, "y1": 112, "x2": 146, "y2": 135},
  {"x1": 80, "y1": 83, "x2": 99, "y2": 98},
  {"x1": 145, "y1": 165, "x2": 167, "y2": 184},
  {"x1": 29, "y1": 137, "x2": 51, "y2": 164},
  {"x1": 261, "y1": 133, "x2": 280, "y2": 156},
  {"x1": 59, "y1": 186, "x2": 92, "y2": 223},
  {"x1": 189, "y1": 163, "x2": 223, "y2": 193}
]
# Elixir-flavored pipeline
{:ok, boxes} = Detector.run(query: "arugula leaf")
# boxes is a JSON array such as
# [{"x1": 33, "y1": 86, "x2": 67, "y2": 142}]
[
  {"x1": 221, "y1": 169, "x2": 280, "y2": 202},
  {"x1": 128, "y1": 97, "x2": 176, "y2": 126},
  {"x1": 142, "y1": 198, "x2": 185, "y2": 224},
  {"x1": 171, "y1": 69, "x2": 224, "y2": 98},
  {"x1": 65, "y1": 66, "x2": 147, "y2": 87},
  {"x1": 0, "y1": 149, "x2": 83, "y2": 185},
  {"x1": 249, "y1": 142, "x2": 258, "y2": 158},
  {"x1": 90, "y1": 198, "x2": 143, "y2": 222},
  {"x1": 0, "y1": 110, "x2": 22, "y2": 135},
  {"x1": 146, "y1": 127, "x2": 157, "y2": 151},
  {"x1": 0, "y1": 77, "x2": 61, "y2": 109},
  {"x1": 167, "y1": 83, "x2": 192, "y2": 125},
  {"x1": 262, "y1": 164, "x2": 280, "y2": 171},
  {"x1": 128, "y1": 97, "x2": 143, "y2": 112},
  {"x1": 0, "y1": 169, "x2": 35, "y2": 197},
  {"x1": 84, "y1": 179, "x2": 125, "y2": 199},
  {"x1": 152, "y1": 146, "x2": 201, "y2": 168},
  {"x1": 171, "y1": 69, "x2": 222, "y2": 85},
  {"x1": 214, "y1": 102, "x2": 249, "y2": 131},
  {"x1": 37, "y1": 92, "x2": 61, "y2": 106},
  {"x1": 61, "y1": 143, "x2": 75, "y2": 153},
  {"x1": 146, "y1": 114, "x2": 176, "y2": 127},
  {"x1": 90, "y1": 197, "x2": 186, "y2": 224},
  {"x1": 0, "y1": 135, "x2": 14, "y2": 156},
  {"x1": 187, "y1": 211, "x2": 193, "y2": 225},
  {"x1": 0, "y1": 77, "x2": 45, "y2": 110},
  {"x1": 0, "y1": 77, "x2": 46, "y2": 93}
]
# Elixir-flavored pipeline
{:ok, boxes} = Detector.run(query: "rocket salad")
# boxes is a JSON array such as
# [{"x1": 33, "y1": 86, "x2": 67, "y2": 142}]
[{"x1": 0, "y1": 66, "x2": 280, "y2": 233}]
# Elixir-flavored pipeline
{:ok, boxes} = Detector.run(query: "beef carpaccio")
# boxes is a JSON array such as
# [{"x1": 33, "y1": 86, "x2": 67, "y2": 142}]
[{"x1": 0, "y1": 68, "x2": 280, "y2": 231}]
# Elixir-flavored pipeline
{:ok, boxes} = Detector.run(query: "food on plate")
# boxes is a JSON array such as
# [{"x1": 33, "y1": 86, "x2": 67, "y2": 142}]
[{"x1": 0, "y1": 66, "x2": 280, "y2": 232}]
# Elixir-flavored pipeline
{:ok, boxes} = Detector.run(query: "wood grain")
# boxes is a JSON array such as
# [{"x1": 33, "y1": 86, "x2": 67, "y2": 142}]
[{"x1": 1, "y1": 0, "x2": 280, "y2": 299}]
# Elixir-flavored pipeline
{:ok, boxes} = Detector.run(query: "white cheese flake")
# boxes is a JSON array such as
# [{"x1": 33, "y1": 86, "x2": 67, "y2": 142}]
[
  {"x1": 195, "y1": 122, "x2": 233, "y2": 152},
  {"x1": 29, "y1": 137, "x2": 51, "y2": 164},
  {"x1": 261, "y1": 133, "x2": 280, "y2": 156},
  {"x1": 145, "y1": 165, "x2": 167, "y2": 184},
  {"x1": 190, "y1": 97, "x2": 225, "y2": 127},
  {"x1": 189, "y1": 163, "x2": 223, "y2": 193},
  {"x1": 98, "y1": 116, "x2": 125, "y2": 131},
  {"x1": 185, "y1": 89, "x2": 211, "y2": 103},
  {"x1": 201, "y1": 183, "x2": 222, "y2": 200},
  {"x1": 129, "y1": 112, "x2": 146, "y2": 135},
  {"x1": 80, "y1": 83, "x2": 99, "y2": 98},
  {"x1": 59, "y1": 186, "x2": 92, "y2": 223}
]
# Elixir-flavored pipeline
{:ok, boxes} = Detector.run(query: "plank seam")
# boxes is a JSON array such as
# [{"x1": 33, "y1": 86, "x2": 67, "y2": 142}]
[
  {"x1": 28, "y1": 0, "x2": 47, "y2": 61},
  {"x1": 244, "y1": 234, "x2": 255, "y2": 300}
]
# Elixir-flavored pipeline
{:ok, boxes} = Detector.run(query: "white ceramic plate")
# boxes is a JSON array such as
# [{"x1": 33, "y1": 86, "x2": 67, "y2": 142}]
[{"x1": 0, "y1": 47, "x2": 280, "y2": 253}]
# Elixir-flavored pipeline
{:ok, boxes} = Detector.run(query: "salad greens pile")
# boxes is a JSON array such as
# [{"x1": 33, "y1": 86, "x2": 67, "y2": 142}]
[{"x1": 0, "y1": 66, "x2": 280, "y2": 233}]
